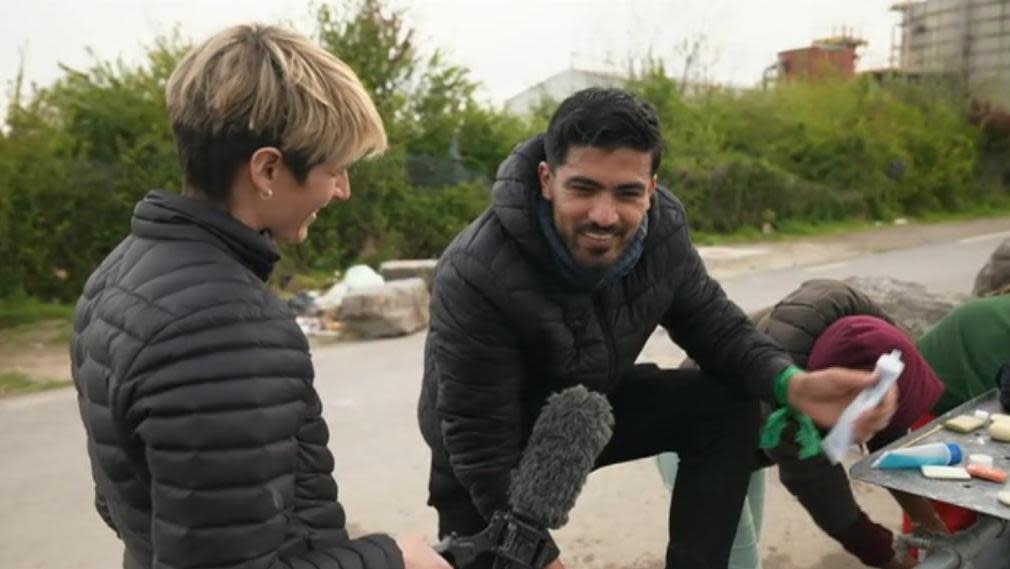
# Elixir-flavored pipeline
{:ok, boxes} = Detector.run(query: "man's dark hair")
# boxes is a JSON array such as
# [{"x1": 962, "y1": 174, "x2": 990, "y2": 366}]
[{"x1": 544, "y1": 87, "x2": 664, "y2": 175}]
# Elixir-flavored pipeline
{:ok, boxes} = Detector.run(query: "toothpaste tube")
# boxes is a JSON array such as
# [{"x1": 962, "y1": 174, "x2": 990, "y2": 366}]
[{"x1": 873, "y1": 442, "x2": 962, "y2": 469}]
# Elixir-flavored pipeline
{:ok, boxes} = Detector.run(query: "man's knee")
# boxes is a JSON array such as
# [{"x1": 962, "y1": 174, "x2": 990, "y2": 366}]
[
  {"x1": 701, "y1": 378, "x2": 761, "y2": 432},
  {"x1": 679, "y1": 382, "x2": 761, "y2": 461}
]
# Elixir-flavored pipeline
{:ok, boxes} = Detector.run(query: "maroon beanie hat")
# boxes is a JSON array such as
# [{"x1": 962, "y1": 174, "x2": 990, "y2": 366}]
[{"x1": 808, "y1": 315, "x2": 944, "y2": 432}]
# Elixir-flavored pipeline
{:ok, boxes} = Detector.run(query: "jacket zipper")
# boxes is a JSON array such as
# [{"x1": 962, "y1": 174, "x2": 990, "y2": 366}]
[{"x1": 593, "y1": 292, "x2": 617, "y2": 387}]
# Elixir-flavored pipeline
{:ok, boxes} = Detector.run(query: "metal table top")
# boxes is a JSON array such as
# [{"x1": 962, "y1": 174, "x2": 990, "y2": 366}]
[{"x1": 850, "y1": 389, "x2": 1010, "y2": 521}]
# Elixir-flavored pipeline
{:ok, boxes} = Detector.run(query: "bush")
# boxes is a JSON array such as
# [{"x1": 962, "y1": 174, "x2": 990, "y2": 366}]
[
  {"x1": 0, "y1": 38, "x2": 183, "y2": 300},
  {"x1": 629, "y1": 68, "x2": 1005, "y2": 233},
  {"x1": 0, "y1": 3, "x2": 532, "y2": 301}
]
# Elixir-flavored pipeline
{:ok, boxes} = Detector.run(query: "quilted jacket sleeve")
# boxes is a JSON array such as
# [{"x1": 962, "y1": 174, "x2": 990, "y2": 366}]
[
  {"x1": 660, "y1": 212, "x2": 793, "y2": 401},
  {"x1": 124, "y1": 302, "x2": 403, "y2": 569},
  {"x1": 428, "y1": 251, "x2": 526, "y2": 520},
  {"x1": 757, "y1": 279, "x2": 893, "y2": 369},
  {"x1": 292, "y1": 387, "x2": 354, "y2": 549}
]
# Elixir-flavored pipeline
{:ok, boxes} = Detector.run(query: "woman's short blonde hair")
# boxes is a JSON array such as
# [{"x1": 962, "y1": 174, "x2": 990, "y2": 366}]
[{"x1": 166, "y1": 23, "x2": 387, "y2": 199}]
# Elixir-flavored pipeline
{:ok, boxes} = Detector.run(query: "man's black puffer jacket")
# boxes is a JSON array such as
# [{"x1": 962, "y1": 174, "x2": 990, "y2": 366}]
[
  {"x1": 72, "y1": 190, "x2": 402, "y2": 569},
  {"x1": 417, "y1": 135, "x2": 793, "y2": 519}
]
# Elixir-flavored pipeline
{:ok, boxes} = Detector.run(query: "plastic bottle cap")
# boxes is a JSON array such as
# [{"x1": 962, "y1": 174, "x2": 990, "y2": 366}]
[
  {"x1": 946, "y1": 442, "x2": 963, "y2": 465},
  {"x1": 970, "y1": 454, "x2": 994, "y2": 467},
  {"x1": 877, "y1": 350, "x2": 904, "y2": 375}
]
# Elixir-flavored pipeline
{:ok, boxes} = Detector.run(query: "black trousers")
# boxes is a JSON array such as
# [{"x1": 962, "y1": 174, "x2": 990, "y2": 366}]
[{"x1": 428, "y1": 364, "x2": 762, "y2": 569}]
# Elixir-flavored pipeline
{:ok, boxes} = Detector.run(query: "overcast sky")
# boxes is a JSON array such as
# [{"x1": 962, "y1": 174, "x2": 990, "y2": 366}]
[{"x1": 1, "y1": 0, "x2": 902, "y2": 107}]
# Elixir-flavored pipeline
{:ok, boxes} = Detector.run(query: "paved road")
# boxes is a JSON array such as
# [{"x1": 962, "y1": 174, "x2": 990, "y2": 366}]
[{"x1": 2, "y1": 227, "x2": 1007, "y2": 569}]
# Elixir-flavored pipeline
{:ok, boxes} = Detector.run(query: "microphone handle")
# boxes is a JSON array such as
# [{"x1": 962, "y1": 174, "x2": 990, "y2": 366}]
[{"x1": 432, "y1": 511, "x2": 558, "y2": 569}]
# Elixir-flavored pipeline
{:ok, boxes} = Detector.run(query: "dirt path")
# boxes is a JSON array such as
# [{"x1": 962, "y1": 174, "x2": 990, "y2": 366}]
[{"x1": 0, "y1": 320, "x2": 72, "y2": 382}]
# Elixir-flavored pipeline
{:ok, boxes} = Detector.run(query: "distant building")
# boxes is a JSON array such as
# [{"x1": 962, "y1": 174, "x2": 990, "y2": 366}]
[
  {"x1": 504, "y1": 68, "x2": 627, "y2": 116},
  {"x1": 763, "y1": 34, "x2": 867, "y2": 86},
  {"x1": 891, "y1": 0, "x2": 1010, "y2": 106}
]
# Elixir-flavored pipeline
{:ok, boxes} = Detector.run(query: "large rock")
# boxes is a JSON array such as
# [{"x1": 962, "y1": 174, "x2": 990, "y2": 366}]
[
  {"x1": 380, "y1": 259, "x2": 438, "y2": 290},
  {"x1": 973, "y1": 238, "x2": 1010, "y2": 296},
  {"x1": 340, "y1": 277, "x2": 430, "y2": 338},
  {"x1": 842, "y1": 276, "x2": 967, "y2": 338}
]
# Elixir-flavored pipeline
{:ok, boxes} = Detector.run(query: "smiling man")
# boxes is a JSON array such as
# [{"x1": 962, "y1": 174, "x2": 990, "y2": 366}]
[{"x1": 417, "y1": 88, "x2": 897, "y2": 569}]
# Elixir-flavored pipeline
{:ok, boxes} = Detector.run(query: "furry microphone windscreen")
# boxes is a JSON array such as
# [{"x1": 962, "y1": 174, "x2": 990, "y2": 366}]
[{"x1": 508, "y1": 385, "x2": 615, "y2": 529}]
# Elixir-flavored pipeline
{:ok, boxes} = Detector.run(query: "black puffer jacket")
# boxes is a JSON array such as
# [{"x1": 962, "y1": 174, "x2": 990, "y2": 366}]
[
  {"x1": 72, "y1": 191, "x2": 401, "y2": 569},
  {"x1": 755, "y1": 279, "x2": 893, "y2": 368},
  {"x1": 418, "y1": 136, "x2": 792, "y2": 518}
]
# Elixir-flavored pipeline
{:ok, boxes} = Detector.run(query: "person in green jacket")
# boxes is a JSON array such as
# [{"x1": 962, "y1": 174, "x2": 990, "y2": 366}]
[{"x1": 917, "y1": 293, "x2": 1010, "y2": 414}]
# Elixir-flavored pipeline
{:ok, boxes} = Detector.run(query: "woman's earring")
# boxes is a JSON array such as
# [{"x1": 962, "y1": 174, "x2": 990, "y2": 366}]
[{"x1": 260, "y1": 189, "x2": 273, "y2": 200}]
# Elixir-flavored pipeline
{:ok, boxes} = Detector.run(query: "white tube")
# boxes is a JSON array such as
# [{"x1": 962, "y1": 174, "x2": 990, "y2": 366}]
[{"x1": 823, "y1": 350, "x2": 904, "y2": 464}]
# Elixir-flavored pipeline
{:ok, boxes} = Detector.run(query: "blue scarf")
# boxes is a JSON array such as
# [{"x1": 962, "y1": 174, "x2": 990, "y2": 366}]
[{"x1": 537, "y1": 196, "x2": 648, "y2": 291}]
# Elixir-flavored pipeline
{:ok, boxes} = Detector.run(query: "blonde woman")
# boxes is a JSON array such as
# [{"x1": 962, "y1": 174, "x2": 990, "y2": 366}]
[{"x1": 71, "y1": 24, "x2": 448, "y2": 569}]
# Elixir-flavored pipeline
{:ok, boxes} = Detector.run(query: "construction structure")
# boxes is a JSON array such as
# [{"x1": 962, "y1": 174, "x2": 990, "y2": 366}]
[{"x1": 891, "y1": 0, "x2": 1010, "y2": 105}]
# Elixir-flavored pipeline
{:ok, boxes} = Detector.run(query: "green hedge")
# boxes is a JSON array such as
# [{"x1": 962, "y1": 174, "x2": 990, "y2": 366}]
[{"x1": 630, "y1": 68, "x2": 1005, "y2": 231}]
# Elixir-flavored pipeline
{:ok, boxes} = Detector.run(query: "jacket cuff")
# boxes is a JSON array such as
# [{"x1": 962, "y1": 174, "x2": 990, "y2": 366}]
[
  {"x1": 753, "y1": 356, "x2": 796, "y2": 402},
  {"x1": 351, "y1": 534, "x2": 405, "y2": 569},
  {"x1": 472, "y1": 473, "x2": 511, "y2": 521}
]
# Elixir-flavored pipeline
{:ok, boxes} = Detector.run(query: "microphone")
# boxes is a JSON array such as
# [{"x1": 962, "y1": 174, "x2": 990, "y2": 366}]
[
  {"x1": 508, "y1": 384, "x2": 615, "y2": 528},
  {"x1": 436, "y1": 385, "x2": 614, "y2": 569}
]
